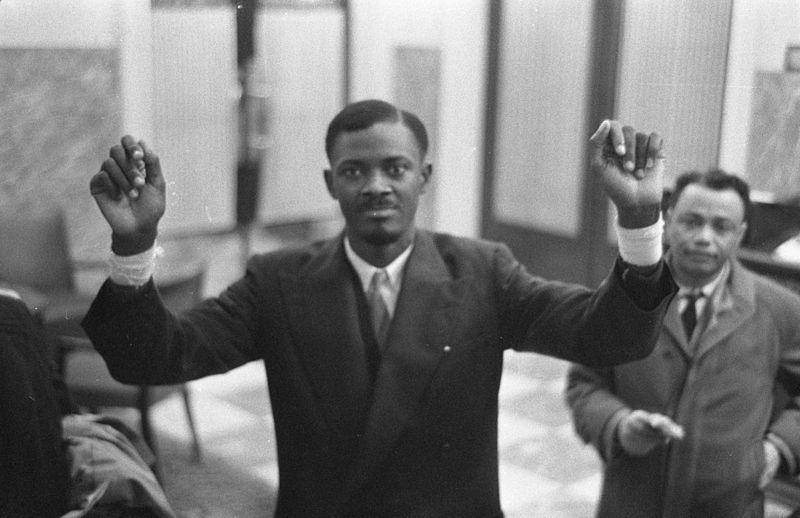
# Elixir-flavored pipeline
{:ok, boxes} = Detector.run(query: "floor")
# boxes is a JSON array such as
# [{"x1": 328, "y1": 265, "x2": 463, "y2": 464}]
[
  {"x1": 144, "y1": 229, "x2": 796, "y2": 517},
  {"x1": 152, "y1": 347, "x2": 601, "y2": 517}
]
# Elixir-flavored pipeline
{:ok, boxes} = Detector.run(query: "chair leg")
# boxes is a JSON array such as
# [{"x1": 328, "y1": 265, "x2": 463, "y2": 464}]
[
  {"x1": 138, "y1": 387, "x2": 163, "y2": 483},
  {"x1": 180, "y1": 384, "x2": 202, "y2": 462}
]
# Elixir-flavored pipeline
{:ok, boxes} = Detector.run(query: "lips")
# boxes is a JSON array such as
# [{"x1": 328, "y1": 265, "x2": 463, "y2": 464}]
[
  {"x1": 361, "y1": 204, "x2": 397, "y2": 216},
  {"x1": 684, "y1": 250, "x2": 716, "y2": 262}
]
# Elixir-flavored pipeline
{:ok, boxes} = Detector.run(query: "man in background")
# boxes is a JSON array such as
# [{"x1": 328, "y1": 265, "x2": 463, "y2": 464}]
[
  {"x1": 84, "y1": 99, "x2": 675, "y2": 517},
  {"x1": 567, "y1": 169, "x2": 800, "y2": 517},
  {"x1": 0, "y1": 288, "x2": 71, "y2": 518},
  {"x1": 0, "y1": 284, "x2": 175, "y2": 517}
]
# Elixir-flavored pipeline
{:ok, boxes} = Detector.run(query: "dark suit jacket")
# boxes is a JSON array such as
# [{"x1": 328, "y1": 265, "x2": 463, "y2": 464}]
[{"x1": 83, "y1": 230, "x2": 675, "y2": 517}]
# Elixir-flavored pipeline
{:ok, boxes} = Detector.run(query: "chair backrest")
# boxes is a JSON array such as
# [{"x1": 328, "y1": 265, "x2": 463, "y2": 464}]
[
  {"x1": 0, "y1": 208, "x2": 74, "y2": 292},
  {"x1": 63, "y1": 252, "x2": 207, "y2": 405}
]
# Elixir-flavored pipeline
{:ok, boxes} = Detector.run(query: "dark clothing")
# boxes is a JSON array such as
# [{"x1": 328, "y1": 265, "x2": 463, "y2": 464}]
[
  {"x1": 566, "y1": 259, "x2": 800, "y2": 518},
  {"x1": 0, "y1": 295, "x2": 70, "y2": 518},
  {"x1": 83, "y1": 230, "x2": 676, "y2": 517}
]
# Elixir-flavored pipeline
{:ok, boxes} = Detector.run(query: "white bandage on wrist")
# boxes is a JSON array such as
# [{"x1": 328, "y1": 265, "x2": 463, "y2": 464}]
[
  {"x1": 616, "y1": 215, "x2": 664, "y2": 266},
  {"x1": 109, "y1": 244, "x2": 162, "y2": 286}
]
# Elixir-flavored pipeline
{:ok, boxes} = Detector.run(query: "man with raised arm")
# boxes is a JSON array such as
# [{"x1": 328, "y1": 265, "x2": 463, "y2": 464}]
[{"x1": 84, "y1": 99, "x2": 675, "y2": 517}]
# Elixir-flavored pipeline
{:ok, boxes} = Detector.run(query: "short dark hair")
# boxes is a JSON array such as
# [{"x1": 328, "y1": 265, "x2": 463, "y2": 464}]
[
  {"x1": 667, "y1": 169, "x2": 751, "y2": 223},
  {"x1": 325, "y1": 99, "x2": 429, "y2": 160}
]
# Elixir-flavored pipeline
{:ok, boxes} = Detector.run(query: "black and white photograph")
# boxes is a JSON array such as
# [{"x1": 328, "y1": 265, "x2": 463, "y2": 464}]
[{"x1": 2, "y1": 1, "x2": 800, "y2": 517}]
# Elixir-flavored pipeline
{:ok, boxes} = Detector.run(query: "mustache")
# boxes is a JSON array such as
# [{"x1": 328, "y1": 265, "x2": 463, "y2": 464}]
[{"x1": 359, "y1": 198, "x2": 397, "y2": 211}]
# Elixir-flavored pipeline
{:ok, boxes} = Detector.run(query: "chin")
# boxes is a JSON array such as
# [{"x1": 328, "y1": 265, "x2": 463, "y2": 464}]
[
  {"x1": 349, "y1": 219, "x2": 402, "y2": 245},
  {"x1": 684, "y1": 267, "x2": 719, "y2": 283},
  {"x1": 362, "y1": 230, "x2": 402, "y2": 246}
]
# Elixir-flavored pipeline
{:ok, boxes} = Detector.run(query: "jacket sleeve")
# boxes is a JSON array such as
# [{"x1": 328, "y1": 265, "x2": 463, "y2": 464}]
[
  {"x1": 81, "y1": 256, "x2": 268, "y2": 385},
  {"x1": 565, "y1": 362, "x2": 630, "y2": 461},
  {"x1": 766, "y1": 291, "x2": 800, "y2": 476},
  {"x1": 495, "y1": 242, "x2": 677, "y2": 366}
]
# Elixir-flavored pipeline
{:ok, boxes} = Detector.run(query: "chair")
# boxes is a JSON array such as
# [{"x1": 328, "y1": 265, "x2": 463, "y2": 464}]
[
  {"x1": 0, "y1": 207, "x2": 88, "y2": 320},
  {"x1": 61, "y1": 263, "x2": 206, "y2": 474},
  {"x1": 0, "y1": 208, "x2": 203, "y2": 474}
]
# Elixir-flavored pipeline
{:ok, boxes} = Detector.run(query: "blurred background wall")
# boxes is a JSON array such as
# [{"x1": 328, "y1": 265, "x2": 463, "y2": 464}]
[
  {"x1": 0, "y1": 1, "x2": 133, "y2": 259},
  {"x1": 1, "y1": 0, "x2": 799, "y2": 284}
]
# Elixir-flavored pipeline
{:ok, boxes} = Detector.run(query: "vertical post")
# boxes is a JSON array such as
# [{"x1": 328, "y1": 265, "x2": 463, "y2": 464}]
[
  {"x1": 342, "y1": 0, "x2": 351, "y2": 104},
  {"x1": 235, "y1": 0, "x2": 259, "y2": 267},
  {"x1": 582, "y1": 0, "x2": 624, "y2": 286},
  {"x1": 480, "y1": 0, "x2": 502, "y2": 238}
]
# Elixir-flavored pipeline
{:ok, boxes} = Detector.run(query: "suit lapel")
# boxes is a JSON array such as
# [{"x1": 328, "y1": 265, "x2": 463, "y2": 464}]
[
  {"x1": 663, "y1": 299, "x2": 692, "y2": 358},
  {"x1": 280, "y1": 237, "x2": 374, "y2": 439},
  {"x1": 695, "y1": 261, "x2": 755, "y2": 359},
  {"x1": 664, "y1": 260, "x2": 756, "y2": 360},
  {"x1": 343, "y1": 230, "x2": 463, "y2": 496}
]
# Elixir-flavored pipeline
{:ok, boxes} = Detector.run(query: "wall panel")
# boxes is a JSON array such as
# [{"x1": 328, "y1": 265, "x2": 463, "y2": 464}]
[
  {"x1": 255, "y1": 8, "x2": 345, "y2": 225},
  {"x1": 616, "y1": 0, "x2": 732, "y2": 185},
  {"x1": 350, "y1": 0, "x2": 487, "y2": 238},
  {"x1": 0, "y1": 0, "x2": 130, "y2": 259},
  {"x1": 0, "y1": 49, "x2": 120, "y2": 258},
  {"x1": 491, "y1": 0, "x2": 593, "y2": 238},
  {"x1": 720, "y1": 0, "x2": 800, "y2": 192},
  {"x1": 152, "y1": 8, "x2": 239, "y2": 234}
]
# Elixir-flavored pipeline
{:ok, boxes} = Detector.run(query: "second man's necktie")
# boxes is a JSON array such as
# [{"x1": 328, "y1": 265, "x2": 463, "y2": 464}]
[{"x1": 681, "y1": 291, "x2": 703, "y2": 340}]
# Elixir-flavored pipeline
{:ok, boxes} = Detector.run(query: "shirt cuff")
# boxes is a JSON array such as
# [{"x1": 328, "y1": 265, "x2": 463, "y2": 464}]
[
  {"x1": 0, "y1": 287, "x2": 21, "y2": 300},
  {"x1": 767, "y1": 432, "x2": 797, "y2": 476},
  {"x1": 616, "y1": 215, "x2": 664, "y2": 266},
  {"x1": 109, "y1": 244, "x2": 160, "y2": 286}
]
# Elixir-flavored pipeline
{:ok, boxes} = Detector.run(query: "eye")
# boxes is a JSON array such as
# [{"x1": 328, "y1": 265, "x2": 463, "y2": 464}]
[
  {"x1": 712, "y1": 220, "x2": 737, "y2": 234},
  {"x1": 678, "y1": 215, "x2": 703, "y2": 229},
  {"x1": 339, "y1": 166, "x2": 363, "y2": 178},
  {"x1": 385, "y1": 163, "x2": 409, "y2": 177}
]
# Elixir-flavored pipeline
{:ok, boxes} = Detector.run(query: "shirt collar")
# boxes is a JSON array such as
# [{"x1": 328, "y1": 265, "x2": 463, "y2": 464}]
[{"x1": 344, "y1": 236, "x2": 414, "y2": 292}]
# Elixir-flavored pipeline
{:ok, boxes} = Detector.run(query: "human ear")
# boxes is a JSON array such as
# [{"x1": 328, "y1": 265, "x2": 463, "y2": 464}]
[
  {"x1": 734, "y1": 222, "x2": 748, "y2": 248},
  {"x1": 663, "y1": 207, "x2": 673, "y2": 226},
  {"x1": 418, "y1": 163, "x2": 433, "y2": 193}
]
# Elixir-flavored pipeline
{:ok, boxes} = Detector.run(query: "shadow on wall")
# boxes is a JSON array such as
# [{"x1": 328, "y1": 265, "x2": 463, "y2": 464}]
[{"x1": 0, "y1": 48, "x2": 120, "y2": 261}]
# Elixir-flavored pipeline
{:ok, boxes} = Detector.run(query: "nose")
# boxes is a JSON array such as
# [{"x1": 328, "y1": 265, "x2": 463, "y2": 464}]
[
  {"x1": 694, "y1": 223, "x2": 714, "y2": 243},
  {"x1": 361, "y1": 169, "x2": 391, "y2": 195}
]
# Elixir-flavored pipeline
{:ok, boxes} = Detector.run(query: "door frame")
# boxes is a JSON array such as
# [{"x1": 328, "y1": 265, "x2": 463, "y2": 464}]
[{"x1": 480, "y1": 0, "x2": 624, "y2": 286}]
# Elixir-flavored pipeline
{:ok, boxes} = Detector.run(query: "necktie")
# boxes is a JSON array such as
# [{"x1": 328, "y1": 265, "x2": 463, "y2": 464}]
[
  {"x1": 367, "y1": 270, "x2": 391, "y2": 348},
  {"x1": 681, "y1": 291, "x2": 703, "y2": 340}
]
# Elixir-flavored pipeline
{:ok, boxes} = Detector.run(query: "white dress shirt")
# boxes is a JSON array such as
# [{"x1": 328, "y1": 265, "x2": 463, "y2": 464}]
[{"x1": 343, "y1": 236, "x2": 413, "y2": 318}]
